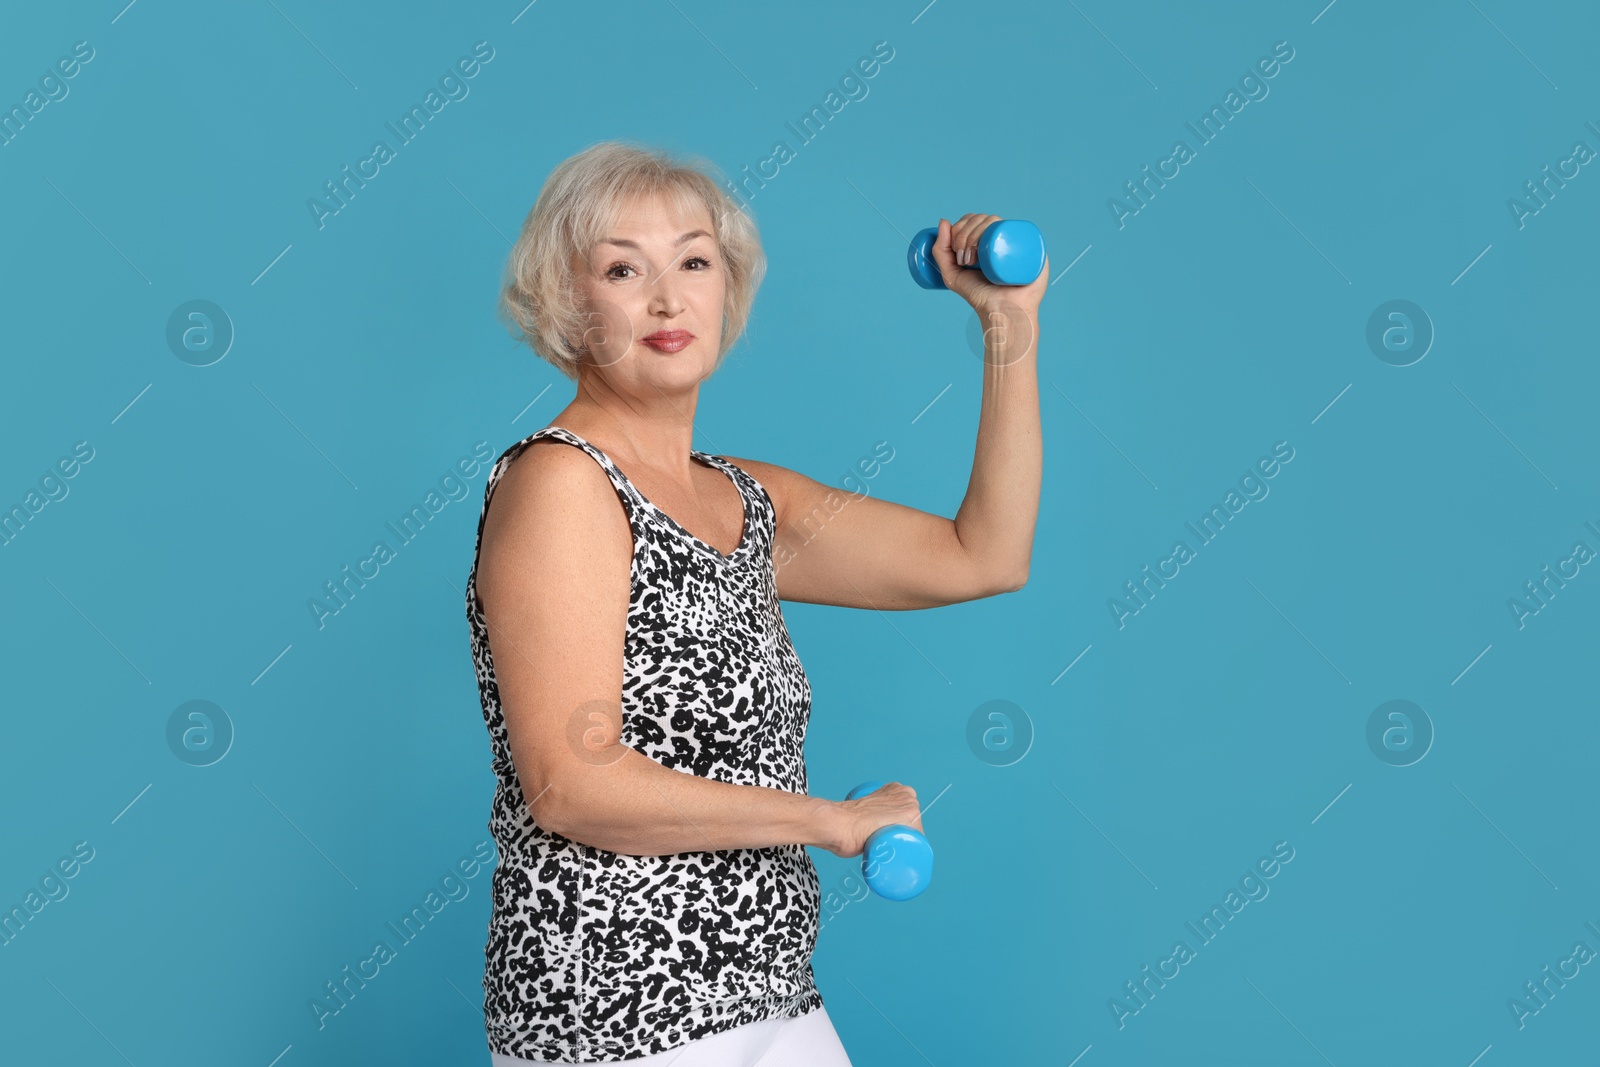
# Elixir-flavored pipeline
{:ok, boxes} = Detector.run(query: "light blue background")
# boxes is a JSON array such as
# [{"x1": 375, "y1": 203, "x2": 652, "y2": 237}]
[{"x1": 2, "y1": 1, "x2": 1596, "y2": 1064}]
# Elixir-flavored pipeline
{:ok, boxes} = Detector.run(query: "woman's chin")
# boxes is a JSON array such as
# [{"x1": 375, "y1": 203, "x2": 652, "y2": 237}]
[{"x1": 639, "y1": 345, "x2": 709, "y2": 372}]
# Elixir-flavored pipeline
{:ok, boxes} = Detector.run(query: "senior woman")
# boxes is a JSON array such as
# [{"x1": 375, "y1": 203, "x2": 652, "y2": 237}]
[{"x1": 465, "y1": 140, "x2": 1045, "y2": 1065}]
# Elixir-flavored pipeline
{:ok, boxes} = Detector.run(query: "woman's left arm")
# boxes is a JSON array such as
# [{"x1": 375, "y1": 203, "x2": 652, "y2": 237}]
[{"x1": 729, "y1": 213, "x2": 1048, "y2": 611}]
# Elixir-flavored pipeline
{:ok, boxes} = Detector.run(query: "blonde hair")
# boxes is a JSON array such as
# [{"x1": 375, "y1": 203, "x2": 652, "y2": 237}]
[{"x1": 498, "y1": 140, "x2": 765, "y2": 380}]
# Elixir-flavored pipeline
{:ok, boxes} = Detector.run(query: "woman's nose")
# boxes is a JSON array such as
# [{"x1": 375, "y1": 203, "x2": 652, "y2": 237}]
[{"x1": 645, "y1": 268, "x2": 686, "y2": 312}]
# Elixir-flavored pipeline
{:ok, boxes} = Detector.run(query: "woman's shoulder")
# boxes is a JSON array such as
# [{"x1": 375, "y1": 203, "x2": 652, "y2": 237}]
[
  {"x1": 487, "y1": 431, "x2": 578, "y2": 496},
  {"x1": 482, "y1": 432, "x2": 630, "y2": 550}
]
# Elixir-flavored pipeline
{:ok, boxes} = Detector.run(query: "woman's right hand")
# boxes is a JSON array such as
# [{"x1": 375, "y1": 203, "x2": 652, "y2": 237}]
[{"x1": 820, "y1": 782, "x2": 923, "y2": 859}]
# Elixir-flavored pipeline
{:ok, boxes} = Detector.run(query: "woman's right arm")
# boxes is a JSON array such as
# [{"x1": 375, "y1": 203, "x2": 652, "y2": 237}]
[{"x1": 477, "y1": 441, "x2": 918, "y2": 859}]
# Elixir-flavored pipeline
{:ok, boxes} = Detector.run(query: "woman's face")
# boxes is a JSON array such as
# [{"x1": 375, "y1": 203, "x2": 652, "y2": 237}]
[{"x1": 575, "y1": 192, "x2": 726, "y2": 389}]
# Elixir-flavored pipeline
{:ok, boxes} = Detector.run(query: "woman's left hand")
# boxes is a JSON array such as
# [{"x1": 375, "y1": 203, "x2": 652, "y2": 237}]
[{"x1": 929, "y1": 214, "x2": 1050, "y2": 319}]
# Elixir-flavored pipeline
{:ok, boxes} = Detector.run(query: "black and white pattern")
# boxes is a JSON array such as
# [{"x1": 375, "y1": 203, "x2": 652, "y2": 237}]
[{"x1": 466, "y1": 425, "x2": 823, "y2": 1063}]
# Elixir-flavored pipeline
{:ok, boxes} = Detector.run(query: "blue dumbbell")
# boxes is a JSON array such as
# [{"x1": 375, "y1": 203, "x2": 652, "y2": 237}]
[
  {"x1": 907, "y1": 219, "x2": 1046, "y2": 290},
  {"x1": 845, "y1": 780, "x2": 934, "y2": 901}
]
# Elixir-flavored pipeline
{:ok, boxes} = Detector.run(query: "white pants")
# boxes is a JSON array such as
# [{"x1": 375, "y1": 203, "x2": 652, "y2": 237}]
[{"x1": 488, "y1": 1007, "x2": 853, "y2": 1066}]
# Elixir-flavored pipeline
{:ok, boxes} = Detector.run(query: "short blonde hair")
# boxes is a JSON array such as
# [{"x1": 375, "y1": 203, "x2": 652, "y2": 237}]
[{"x1": 498, "y1": 140, "x2": 765, "y2": 380}]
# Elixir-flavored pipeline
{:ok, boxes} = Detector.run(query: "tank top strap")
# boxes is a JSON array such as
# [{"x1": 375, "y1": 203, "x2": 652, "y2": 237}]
[
  {"x1": 506, "y1": 425, "x2": 643, "y2": 509},
  {"x1": 691, "y1": 450, "x2": 771, "y2": 532},
  {"x1": 470, "y1": 426, "x2": 643, "y2": 571},
  {"x1": 474, "y1": 426, "x2": 770, "y2": 570}
]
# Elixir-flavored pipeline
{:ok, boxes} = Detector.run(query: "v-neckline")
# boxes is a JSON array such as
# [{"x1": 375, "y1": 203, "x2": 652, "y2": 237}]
[{"x1": 544, "y1": 426, "x2": 752, "y2": 565}]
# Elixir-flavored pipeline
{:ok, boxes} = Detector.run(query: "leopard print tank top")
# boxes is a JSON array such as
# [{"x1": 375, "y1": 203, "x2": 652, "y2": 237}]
[{"x1": 465, "y1": 425, "x2": 823, "y2": 1062}]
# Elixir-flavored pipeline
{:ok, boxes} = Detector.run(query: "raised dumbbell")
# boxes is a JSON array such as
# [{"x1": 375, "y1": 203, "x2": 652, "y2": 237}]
[
  {"x1": 845, "y1": 780, "x2": 934, "y2": 901},
  {"x1": 907, "y1": 218, "x2": 1046, "y2": 290}
]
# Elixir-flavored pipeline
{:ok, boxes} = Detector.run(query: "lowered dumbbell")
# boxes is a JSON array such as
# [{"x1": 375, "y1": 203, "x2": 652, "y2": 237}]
[{"x1": 845, "y1": 780, "x2": 934, "y2": 901}]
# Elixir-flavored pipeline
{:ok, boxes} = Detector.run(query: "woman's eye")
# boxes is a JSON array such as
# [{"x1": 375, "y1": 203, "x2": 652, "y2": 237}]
[{"x1": 605, "y1": 256, "x2": 711, "y2": 280}]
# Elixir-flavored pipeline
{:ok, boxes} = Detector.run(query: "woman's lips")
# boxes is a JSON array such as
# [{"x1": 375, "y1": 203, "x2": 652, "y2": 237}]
[{"x1": 641, "y1": 331, "x2": 693, "y2": 353}]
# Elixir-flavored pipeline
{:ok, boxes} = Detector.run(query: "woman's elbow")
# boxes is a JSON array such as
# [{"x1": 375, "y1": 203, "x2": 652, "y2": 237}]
[
  {"x1": 530, "y1": 775, "x2": 589, "y2": 841},
  {"x1": 532, "y1": 767, "x2": 630, "y2": 849},
  {"x1": 979, "y1": 563, "x2": 1027, "y2": 597}
]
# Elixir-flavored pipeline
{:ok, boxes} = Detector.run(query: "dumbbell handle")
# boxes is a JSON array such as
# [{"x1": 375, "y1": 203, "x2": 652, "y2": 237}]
[
  {"x1": 907, "y1": 219, "x2": 1046, "y2": 290},
  {"x1": 845, "y1": 780, "x2": 934, "y2": 901}
]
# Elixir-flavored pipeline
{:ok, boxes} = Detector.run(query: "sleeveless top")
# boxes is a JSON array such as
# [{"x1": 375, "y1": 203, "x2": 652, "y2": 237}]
[{"x1": 465, "y1": 425, "x2": 822, "y2": 1063}]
